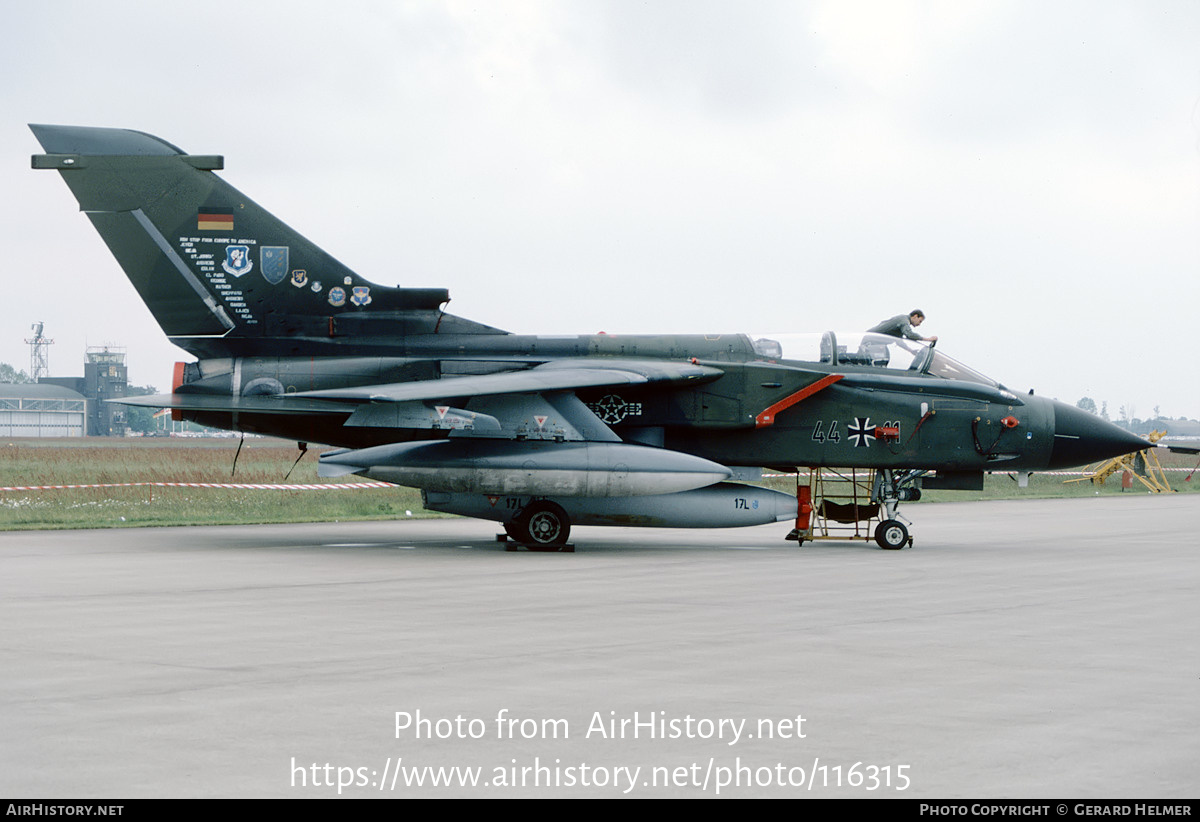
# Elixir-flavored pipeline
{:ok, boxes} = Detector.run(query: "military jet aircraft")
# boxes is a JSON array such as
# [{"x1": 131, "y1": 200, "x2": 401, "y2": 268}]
[{"x1": 30, "y1": 124, "x2": 1151, "y2": 549}]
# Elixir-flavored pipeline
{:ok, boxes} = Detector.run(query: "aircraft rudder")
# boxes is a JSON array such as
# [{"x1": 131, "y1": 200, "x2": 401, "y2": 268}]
[{"x1": 32, "y1": 125, "x2": 451, "y2": 348}]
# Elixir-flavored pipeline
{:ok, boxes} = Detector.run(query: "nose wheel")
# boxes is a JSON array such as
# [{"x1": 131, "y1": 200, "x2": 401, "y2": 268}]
[{"x1": 874, "y1": 519, "x2": 911, "y2": 550}]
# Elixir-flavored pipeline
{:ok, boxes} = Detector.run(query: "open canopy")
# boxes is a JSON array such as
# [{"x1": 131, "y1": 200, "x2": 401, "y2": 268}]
[{"x1": 751, "y1": 332, "x2": 1000, "y2": 388}]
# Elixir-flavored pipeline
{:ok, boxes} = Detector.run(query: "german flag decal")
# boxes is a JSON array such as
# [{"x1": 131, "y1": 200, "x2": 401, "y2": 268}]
[{"x1": 197, "y1": 207, "x2": 234, "y2": 231}]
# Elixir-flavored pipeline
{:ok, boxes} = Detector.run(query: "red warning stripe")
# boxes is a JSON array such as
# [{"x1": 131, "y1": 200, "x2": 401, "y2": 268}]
[{"x1": 755, "y1": 374, "x2": 844, "y2": 428}]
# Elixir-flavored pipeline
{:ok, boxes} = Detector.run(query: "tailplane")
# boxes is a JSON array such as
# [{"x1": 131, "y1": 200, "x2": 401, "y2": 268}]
[{"x1": 31, "y1": 124, "x2": 470, "y2": 356}]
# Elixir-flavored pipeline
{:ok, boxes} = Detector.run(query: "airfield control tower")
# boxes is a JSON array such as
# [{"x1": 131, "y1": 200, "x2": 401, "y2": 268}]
[{"x1": 84, "y1": 346, "x2": 128, "y2": 436}]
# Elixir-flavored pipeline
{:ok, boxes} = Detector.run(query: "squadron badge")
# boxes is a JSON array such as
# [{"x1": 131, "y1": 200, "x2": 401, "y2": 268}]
[
  {"x1": 588, "y1": 395, "x2": 643, "y2": 425},
  {"x1": 328, "y1": 286, "x2": 346, "y2": 307},
  {"x1": 260, "y1": 246, "x2": 289, "y2": 285},
  {"x1": 222, "y1": 244, "x2": 253, "y2": 278}
]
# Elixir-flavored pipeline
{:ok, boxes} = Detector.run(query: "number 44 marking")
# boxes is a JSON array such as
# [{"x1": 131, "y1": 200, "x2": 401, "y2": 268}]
[
  {"x1": 812, "y1": 419, "x2": 902, "y2": 444},
  {"x1": 811, "y1": 420, "x2": 841, "y2": 443}
]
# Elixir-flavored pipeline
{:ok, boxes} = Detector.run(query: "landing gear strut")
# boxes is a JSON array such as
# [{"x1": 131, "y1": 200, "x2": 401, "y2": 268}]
[{"x1": 870, "y1": 469, "x2": 924, "y2": 549}]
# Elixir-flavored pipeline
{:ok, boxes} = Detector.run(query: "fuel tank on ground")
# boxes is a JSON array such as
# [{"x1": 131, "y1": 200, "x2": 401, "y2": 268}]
[
  {"x1": 318, "y1": 439, "x2": 732, "y2": 497},
  {"x1": 422, "y1": 482, "x2": 797, "y2": 528}
]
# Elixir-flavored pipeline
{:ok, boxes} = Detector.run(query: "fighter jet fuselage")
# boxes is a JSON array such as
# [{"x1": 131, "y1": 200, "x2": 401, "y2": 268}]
[{"x1": 30, "y1": 124, "x2": 1149, "y2": 548}]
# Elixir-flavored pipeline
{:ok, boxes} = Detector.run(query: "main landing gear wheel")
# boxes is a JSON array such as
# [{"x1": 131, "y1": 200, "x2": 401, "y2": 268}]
[
  {"x1": 874, "y1": 519, "x2": 910, "y2": 550},
  {"x1": 507, "y1": 501, "x2": 571, "y2": 551}
]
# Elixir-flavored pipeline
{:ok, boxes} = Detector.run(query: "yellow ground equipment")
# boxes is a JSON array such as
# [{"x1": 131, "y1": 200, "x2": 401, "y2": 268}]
[{"x1": 1064, "y1": 430, "x2": 1174, "y2": 493}]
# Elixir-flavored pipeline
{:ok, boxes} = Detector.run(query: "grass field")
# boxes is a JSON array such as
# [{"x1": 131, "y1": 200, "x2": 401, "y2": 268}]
[
  {"x1": 0, "y1": 437, "x2": 431, "y2": 530},
  {"x1": 1, "y1": 436, "x2": 1196, "y2": 530}
]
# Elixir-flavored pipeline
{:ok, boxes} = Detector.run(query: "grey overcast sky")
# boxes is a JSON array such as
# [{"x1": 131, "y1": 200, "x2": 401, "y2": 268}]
[{"x1": 2, "y1": 0, "x2": 1197, "y2": 418}]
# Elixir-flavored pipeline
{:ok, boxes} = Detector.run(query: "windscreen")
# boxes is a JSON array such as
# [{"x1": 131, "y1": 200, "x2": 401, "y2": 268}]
[{"x1": 751, "y1": 332, "x2": 998, "y2": 387}]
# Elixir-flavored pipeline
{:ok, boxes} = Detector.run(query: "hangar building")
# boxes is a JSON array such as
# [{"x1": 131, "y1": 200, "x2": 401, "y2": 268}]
[{"x1": 0, "y1": 383, "x2": 87, "y2": 438}]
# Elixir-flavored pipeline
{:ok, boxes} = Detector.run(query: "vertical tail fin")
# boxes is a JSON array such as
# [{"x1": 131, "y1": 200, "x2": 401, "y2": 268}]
[{"x1": 30, "y1": 124, "x2": 452, "y2": 354}]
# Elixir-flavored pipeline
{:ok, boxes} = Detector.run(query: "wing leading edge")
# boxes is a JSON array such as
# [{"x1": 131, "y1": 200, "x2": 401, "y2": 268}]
[
  {"x1": 288, "y1": 358, "x2": 723, "y2": 402},
  {"x1": 115, "y1": 358, "x2": 725, "y2": 442}
]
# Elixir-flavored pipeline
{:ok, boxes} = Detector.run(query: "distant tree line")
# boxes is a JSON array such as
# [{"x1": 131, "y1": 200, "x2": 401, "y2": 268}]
[
  {"x1": 1076, "y1": 396, "x2": 1200, "y2": 436},
  {"x1": 123, "y1": 384, "x2": 160, "y2": 435},
  {"x1": 0, "y1": 363, "x2": 33, "y2": 383}
]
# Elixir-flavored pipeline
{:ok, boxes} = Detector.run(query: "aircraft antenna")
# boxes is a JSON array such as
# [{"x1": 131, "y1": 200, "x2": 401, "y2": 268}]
[
  {"x1": 25, "y1": 322, "x2": 54, "y2": 381},
  {"x1": 283, "y1": 442, "x2": 309, "y2": 481},
  {"x1": 231, "y1": 435, "x2": 245, "y2": 477}
]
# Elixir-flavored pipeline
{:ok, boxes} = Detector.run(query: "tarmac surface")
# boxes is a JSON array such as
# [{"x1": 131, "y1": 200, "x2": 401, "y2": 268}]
[{"x1": 1, "y1": 495, "x2": 1197, "y2": 798}]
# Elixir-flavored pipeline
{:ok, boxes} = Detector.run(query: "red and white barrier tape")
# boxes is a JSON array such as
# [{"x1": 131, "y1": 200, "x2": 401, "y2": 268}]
[
  {"x1": 762, "y1": 470, "x2": 1195, "y2": 478},
  {"x1": 0, "y1": 481, "x2": 394, "y2": 492}
]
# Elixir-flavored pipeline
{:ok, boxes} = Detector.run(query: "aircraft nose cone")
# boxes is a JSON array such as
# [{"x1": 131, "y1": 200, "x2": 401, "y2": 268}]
[{"x1": 1048, "y1": 401, "x2": 1149, "y2": 469}]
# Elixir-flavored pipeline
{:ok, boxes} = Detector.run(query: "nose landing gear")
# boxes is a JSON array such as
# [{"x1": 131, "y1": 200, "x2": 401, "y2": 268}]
[{"x1": 871, "y1": 469, "x2": 924, "y2": 549}]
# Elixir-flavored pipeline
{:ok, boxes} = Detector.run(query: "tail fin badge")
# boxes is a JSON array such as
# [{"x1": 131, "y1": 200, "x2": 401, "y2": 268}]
[
  {"x1": 222, "y1": 245, "x2": 253, "y2": 277},
  {"x1": 260, "y1": 246, "x2": 289, "y2": 285}
]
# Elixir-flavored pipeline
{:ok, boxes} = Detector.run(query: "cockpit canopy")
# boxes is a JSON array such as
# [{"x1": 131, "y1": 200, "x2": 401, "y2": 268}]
[{"x1": 751, "y1": 332, "x2": 1000, "y2": 388}]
